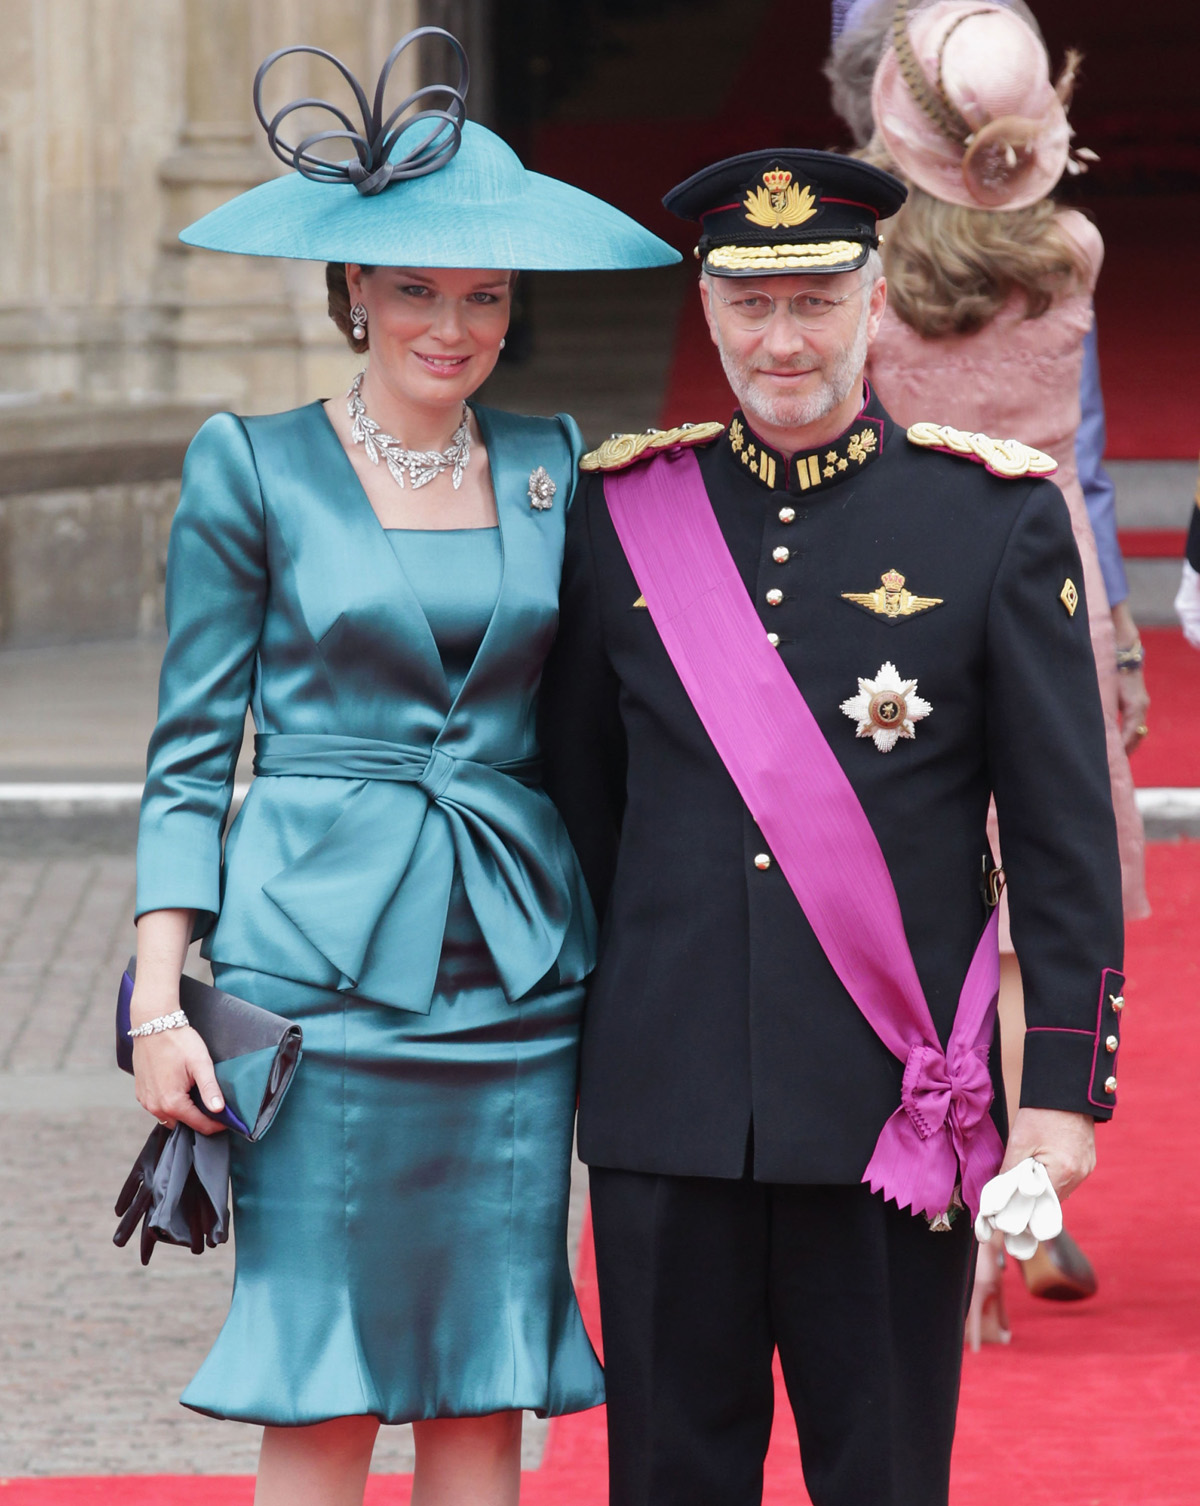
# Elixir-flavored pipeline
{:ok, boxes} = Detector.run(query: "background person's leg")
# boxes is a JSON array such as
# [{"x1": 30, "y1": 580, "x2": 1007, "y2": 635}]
[
  {"x1": 770, "y1": 1183, "x2": 974, "y2": 1506},
  {"x1": 589, "y1": 1164, "x2": 776, "y2": 1506}
]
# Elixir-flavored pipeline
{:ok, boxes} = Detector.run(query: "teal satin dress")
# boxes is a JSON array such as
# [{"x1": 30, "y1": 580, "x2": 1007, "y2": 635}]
[{"x1": 136, "y1": 404, "x2": 604, "y2": 1426}]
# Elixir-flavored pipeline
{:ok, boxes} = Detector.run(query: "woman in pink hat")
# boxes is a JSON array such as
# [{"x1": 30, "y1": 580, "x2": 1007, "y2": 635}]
[{"x1": 865, "y1": 0, "x2": 1149, "y2": 1344}]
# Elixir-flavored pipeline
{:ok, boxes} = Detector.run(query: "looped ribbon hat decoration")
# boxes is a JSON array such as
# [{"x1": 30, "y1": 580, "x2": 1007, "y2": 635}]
[
  {"x1": 254, "y1": 28, "x2": 468, "y2": 197},
  {"x1": 872, "y1": 0, "x2": 1096, "y2": 211},
  {"x1": 182, "y1": 28, "x2": 679, "y2": 271}
]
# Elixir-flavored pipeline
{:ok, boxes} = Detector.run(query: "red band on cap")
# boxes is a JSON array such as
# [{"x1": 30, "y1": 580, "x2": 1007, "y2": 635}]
[
  {"x1": 821, "y1": 196, "x2": 879, "y2": 216},
  {"x1": 698, "y1": 201, "x2": 743, "y2": 222}
]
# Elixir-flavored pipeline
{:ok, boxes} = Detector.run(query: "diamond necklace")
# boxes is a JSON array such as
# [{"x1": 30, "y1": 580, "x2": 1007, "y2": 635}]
[{"x1": 346, "y1": 370, "x2": 471, "y2": 490}]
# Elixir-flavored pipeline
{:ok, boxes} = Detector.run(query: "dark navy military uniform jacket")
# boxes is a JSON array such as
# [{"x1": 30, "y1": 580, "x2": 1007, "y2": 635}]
[{"x1": 540, "y1": 387, "x2": 1125, "y2": 1185}]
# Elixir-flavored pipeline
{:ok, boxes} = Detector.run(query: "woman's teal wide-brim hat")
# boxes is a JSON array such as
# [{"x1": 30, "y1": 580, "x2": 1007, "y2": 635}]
[{"x1": 181, "y1": 30, "x2": 679, "y2": 272}]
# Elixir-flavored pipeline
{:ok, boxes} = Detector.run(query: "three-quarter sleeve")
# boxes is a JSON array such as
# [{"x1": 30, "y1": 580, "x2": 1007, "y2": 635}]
[
  {"x1": 136, "y1": 413, "x2": 267, "y2": 936},
  {"x1": 984, "y1": 479, "x2": 1125, "y2": 1118}
]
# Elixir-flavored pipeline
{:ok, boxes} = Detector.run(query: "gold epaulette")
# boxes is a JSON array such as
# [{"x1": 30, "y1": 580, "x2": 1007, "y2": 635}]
[
  {"x1": 579, "y1": 421, "x2": 725, "y2": 473},
  {"x1": 906, "y1": 421, "x2": 1058, "y2": 480}
]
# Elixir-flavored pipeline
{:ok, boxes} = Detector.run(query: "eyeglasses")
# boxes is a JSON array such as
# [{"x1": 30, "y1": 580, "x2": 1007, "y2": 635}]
[{"x1": 713, "y1": 279, "x2": 866, "y2": 331}]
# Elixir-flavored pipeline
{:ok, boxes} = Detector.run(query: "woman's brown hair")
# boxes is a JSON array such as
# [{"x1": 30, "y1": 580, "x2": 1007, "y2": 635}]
[
  {"x1": 326, "y1": 262, "x2": 374, "y2": 351},
  {"x1": 879, "y1": 186, "x2": 1093, "y2": 339}
]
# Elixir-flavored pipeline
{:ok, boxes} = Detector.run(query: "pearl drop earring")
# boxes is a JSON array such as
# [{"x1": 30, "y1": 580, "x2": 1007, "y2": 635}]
[{"x1": 350, "y1": 303, "x2": 368, "y2": 340}]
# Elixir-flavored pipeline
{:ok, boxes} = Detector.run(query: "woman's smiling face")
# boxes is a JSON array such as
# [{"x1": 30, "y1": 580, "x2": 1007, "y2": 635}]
[{"x1": 347, "y1": 264, "x2": 513, "y2": 410}]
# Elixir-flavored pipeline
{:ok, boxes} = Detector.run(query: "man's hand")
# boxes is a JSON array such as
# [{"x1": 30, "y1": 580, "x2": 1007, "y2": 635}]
[{"x1": 1000, "y1": 1107, "x2": 1095, "y2": 1202}]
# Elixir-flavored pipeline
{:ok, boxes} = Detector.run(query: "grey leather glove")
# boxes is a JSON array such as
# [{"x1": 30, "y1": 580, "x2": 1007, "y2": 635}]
[{"x1": 113, "y1": 1122, "x2": 231, "y2": 1264}]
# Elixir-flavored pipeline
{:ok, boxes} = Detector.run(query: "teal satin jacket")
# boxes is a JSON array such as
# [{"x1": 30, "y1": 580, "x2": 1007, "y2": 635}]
[{"x1": 136, "y1": 401, "x2": 596, "y2": 1013}]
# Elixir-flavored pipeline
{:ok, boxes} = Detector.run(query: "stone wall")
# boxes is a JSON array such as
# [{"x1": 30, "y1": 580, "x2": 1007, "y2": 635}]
[
  {"x1": 0, "y1": 0, "x2": 438, "y2": 416},
  {"x1": 0, "y1": 401, "x2": 220, "y2": 646},
  {"x1": 0, "y1": 0, "x2": 496, "y2": 647}
]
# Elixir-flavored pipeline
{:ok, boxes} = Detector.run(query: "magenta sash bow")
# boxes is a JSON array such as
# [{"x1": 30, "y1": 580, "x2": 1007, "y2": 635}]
[{"x1": 605, "y1": 448, "x2": 1004, "y2": 1220}]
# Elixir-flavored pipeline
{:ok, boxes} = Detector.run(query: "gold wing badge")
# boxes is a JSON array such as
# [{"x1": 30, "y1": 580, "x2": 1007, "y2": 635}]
[
  {"x1": 743, "y1": 170, "x2": 818, "y2": 230},
  {"x1": 842, "y1": 570, "x2": 944, "y2": 621}
]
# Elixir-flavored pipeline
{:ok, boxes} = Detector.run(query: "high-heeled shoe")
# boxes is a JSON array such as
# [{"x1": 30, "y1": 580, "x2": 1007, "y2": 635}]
[
  {"x1": 966, "y1": 1238, "x2": 1011, "y2": 1351},
  {"x1": 1019, "y1": 1227, "x2": 1098, "y2": 1301}
]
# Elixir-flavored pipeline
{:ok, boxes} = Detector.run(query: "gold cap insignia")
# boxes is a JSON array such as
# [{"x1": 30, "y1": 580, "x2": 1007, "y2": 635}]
[
  {"x1": 842, "y1": 570, "x2": 944, "y2": 621},
  {"x1": 743, "y1": 171, "x2": 818, "y2": 230},
  {"x1": 1060, "y1": 578, "x2": 1079, "y2": 616}
]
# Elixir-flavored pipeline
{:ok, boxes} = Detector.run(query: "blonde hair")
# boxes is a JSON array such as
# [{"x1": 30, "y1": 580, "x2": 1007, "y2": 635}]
[{"x1": 880, "y1": 186, "x2": 1093, "y2": 338}]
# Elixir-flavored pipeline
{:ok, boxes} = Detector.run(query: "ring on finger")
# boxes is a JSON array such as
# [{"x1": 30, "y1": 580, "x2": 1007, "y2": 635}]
[{"x1": 1136, "y1": 724, "x2": 1149, "y2": 737}]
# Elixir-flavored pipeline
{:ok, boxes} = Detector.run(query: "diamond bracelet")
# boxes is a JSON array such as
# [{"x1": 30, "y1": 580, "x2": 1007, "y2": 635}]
[{"x1": 128, "y1": 1009, "x2": 189, "y2": 1038}]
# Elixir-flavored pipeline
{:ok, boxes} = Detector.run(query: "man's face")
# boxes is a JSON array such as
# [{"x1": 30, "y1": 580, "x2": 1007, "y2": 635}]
[{"x1": 700, "y1": 267, "x2": 887, "y2": 432}]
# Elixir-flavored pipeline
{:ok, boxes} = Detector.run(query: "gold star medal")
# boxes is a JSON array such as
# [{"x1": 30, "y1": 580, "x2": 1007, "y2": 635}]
[{"x1": 840, "y1": 662, "x2": 932, "y2": 752}]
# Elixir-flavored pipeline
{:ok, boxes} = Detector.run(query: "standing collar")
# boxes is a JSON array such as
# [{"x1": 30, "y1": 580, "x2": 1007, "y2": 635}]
[{"x1": 724, "y1": 383, "x2": 889, "y2": 494}]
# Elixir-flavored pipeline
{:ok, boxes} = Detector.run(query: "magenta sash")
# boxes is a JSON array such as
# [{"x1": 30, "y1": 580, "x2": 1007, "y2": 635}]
[{"x1": 605, "y1": 448, "x2": 1003, "y2": 1220}]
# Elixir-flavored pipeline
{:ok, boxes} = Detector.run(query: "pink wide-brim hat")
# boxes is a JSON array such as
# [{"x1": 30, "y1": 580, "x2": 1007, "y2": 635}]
[{"x1": 872, "y1": 1, "x2": 1071, "y2": 211}]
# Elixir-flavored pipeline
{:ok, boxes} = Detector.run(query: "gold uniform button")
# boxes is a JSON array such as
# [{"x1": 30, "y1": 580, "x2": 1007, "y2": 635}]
[
  {"x1": 1106, "y1": 1035, "x2": 1119, "y2": 1053},
  {"x1": 766, "y1": 589, "x2": 784, "y2": 606},
  {"x1": 754, "y1": 853, "x2": 771, "y2": 871},
  {"x1": 1110, "y1": 994, "x2": 1125, "y2": 1012},
  {"x1": 766, "y1": 632, "x2": 780, "y2": 647},
  {"x1": 773, "y1": 547, "x2": 790, "y2": 564},
  {"x1": 1104, "y1": 1076, "x2": 1117, "y2": 1094},
  {"x1": 779, "y1": 506, "x2": 796, "y2": 523}
]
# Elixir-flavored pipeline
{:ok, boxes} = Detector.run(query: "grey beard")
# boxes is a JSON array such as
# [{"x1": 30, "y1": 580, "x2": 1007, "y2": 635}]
[{"x1": 717, "y1": 302, "x2": 871, "y2": 432}]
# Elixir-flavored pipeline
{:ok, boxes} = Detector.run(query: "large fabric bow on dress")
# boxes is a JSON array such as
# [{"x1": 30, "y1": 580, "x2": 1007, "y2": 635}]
[{"x1": 255, "y1": 733, "x2": 593, "y2": 1013}]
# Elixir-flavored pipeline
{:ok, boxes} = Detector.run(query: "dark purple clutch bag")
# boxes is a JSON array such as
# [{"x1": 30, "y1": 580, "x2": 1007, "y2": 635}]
[
  {"x1": 116, "y1": 958, "x2": 302, "y2": 1139},
  {"x1": 113, "y1": 960, "x2": 303, "y2": 1262}
]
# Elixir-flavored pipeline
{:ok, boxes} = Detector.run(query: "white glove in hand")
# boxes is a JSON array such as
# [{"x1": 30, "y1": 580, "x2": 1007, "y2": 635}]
[
  {"x1": 973, "y1": 1157, "x2": 1063, "y2": 1260},
  {"x1": 1176, "y1": 560, "x2": 1200, "y2": 650}
]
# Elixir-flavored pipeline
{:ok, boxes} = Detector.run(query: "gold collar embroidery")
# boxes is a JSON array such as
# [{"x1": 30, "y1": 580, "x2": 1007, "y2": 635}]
[{"x1": 726, "y1": 409, "x2": 884, "y2": 493}]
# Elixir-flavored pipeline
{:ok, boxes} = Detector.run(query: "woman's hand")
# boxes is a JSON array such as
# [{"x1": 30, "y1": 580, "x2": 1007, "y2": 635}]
[
  {"x1": 1111, "y1": 600, "x2": 1150, "y2": 754},
  {"x1": 1116, "y1": 667, "x2": 1149, "y2": 754},
  {"x1": 132, "y1": 1022, "x2": 226, "y2": 1135},
  {"x1": 131, "y1": 907, "x2": 226, "y2": 1135}
]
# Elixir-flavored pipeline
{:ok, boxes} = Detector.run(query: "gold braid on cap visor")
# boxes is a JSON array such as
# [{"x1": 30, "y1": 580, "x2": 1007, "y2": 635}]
[{"x1": 706, "y1": 240, "x2": 864, "y2": 271}]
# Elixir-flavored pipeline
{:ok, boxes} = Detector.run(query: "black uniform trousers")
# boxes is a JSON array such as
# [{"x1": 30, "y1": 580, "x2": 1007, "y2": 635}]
[{"x1": 589, "y1": 1160, "x2": 975, "y2": 1506}]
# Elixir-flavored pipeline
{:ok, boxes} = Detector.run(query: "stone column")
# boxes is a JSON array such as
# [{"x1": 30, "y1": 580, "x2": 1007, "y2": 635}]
[
  {"x1": 0, "y1": 0, "x2": 187, "y2": 404},
  {"x1": 153, "y1": 0, "x2": 305, "y2": 412},
  {"x1": 153, "y1": 0, "x2": 426, "y2": 413}
]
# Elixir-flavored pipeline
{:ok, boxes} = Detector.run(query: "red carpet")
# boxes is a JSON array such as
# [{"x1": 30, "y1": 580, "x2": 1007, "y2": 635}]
[
  {"x1": 1119, "y1": 530, "x2": 1188, "y2": 558},
  {"x1": 551, "y1": 834, "x2": 1200, "y2": 1506},
  {"x1": 554, "y1": 843, "x2": 1200, "y2": 1506},
  {"x1": 10, "y1": 843, "x2": 1200, "y2": 1502}
]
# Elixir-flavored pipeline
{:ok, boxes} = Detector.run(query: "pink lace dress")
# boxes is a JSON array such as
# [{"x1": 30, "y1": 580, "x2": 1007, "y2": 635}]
[{"x1": 867, "y1": 212, "x2": 1148, "y2": 939}]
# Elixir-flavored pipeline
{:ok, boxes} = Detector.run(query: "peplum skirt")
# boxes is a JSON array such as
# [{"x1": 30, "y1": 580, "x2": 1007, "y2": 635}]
[{"x1": 181, "y1": 929, "x2": 604, "y2": 1426}]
